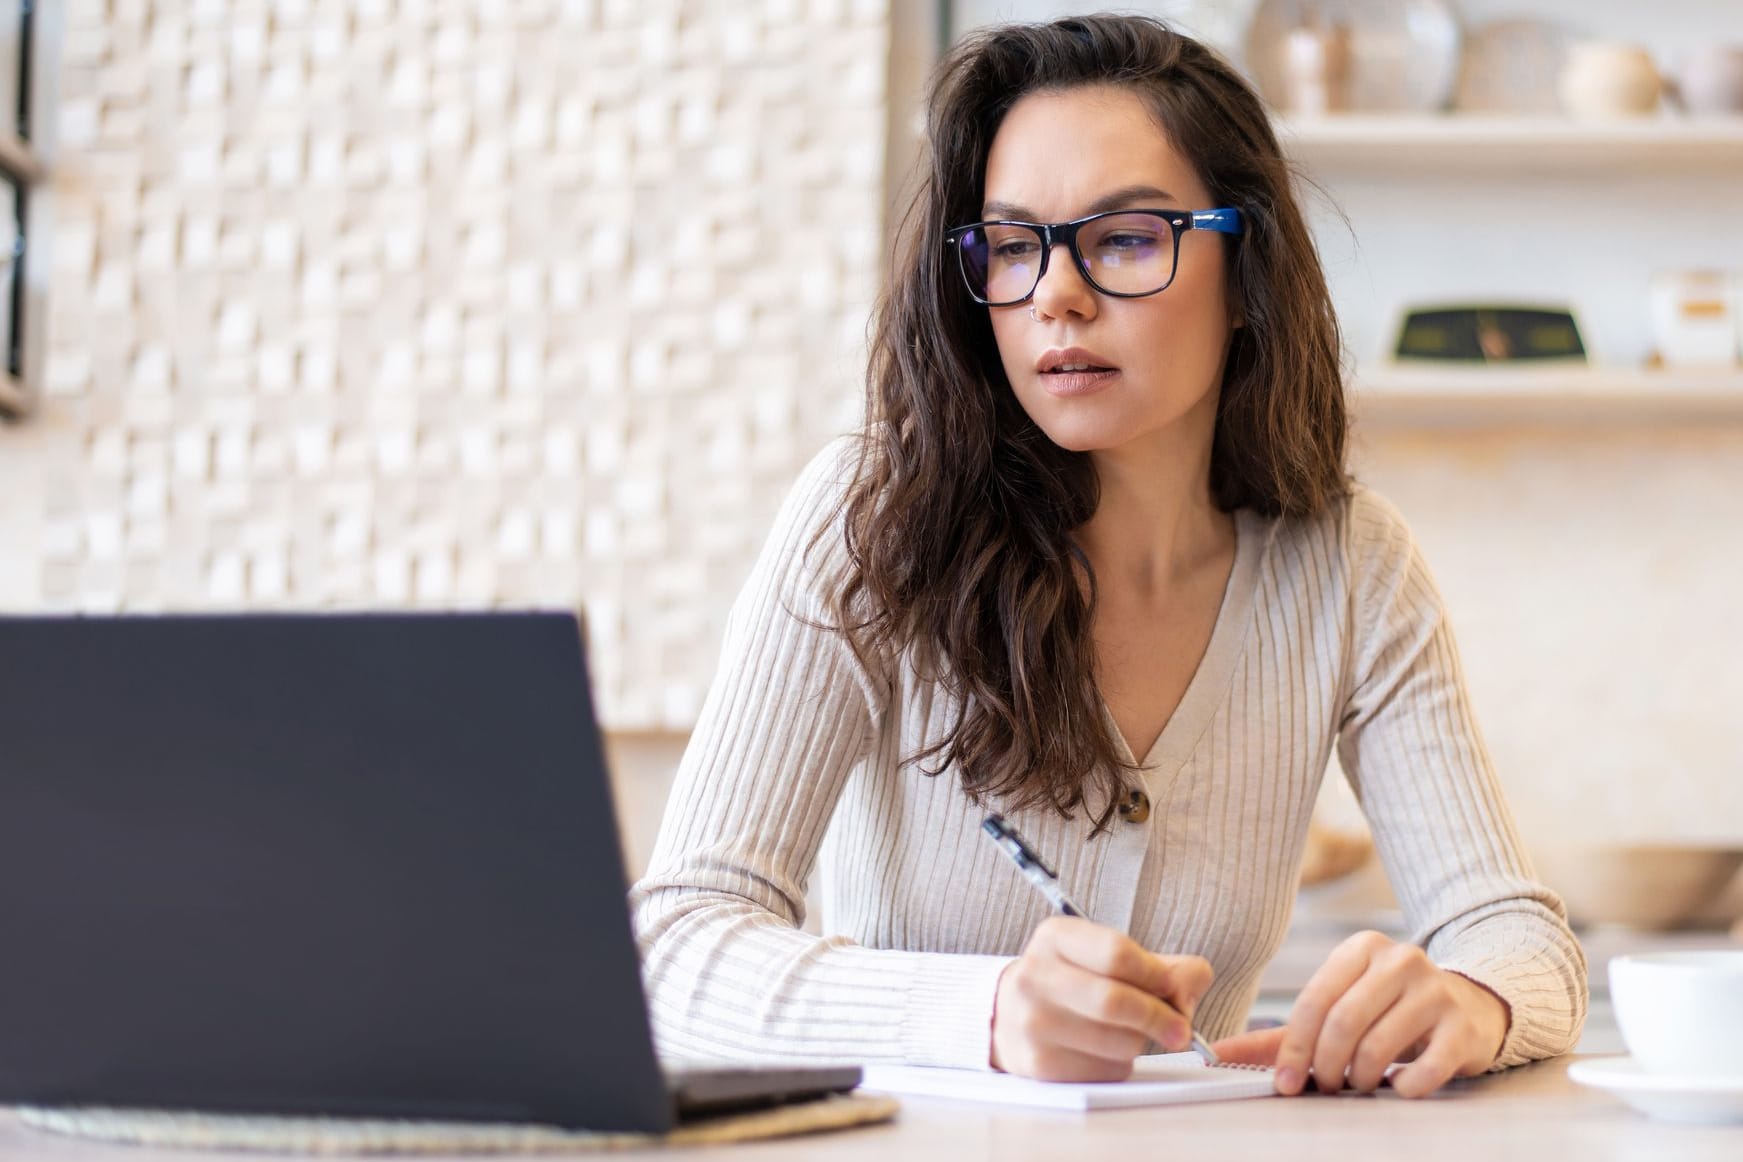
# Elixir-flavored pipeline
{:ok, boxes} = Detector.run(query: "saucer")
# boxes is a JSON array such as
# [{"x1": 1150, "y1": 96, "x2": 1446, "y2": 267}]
[{"x1": 1567, "y1": 1055, "x2": 1743, "y2": 1124}]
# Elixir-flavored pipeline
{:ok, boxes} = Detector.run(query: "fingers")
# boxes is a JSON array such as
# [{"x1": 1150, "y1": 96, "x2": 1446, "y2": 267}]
[
  {"x1": 996, "y1": 981, "x2": 1151, "y2": 1071},
  {"x1": 1388, "y1": 1034, "x2": 1466, "y2": 1099},
  {"x1": 1385, "y1": 975, "x2": 1511, "y2": 1098},
  {"x1": 1344, "y1": 988, "x2": 1440, "y2": 1092},
  {"x1": 1044, "y1": 1005, "x2": 1154, "y2": 1064},
  {"x1": 1046, "y1": 917, "x2": 1215, "y2": 1020},
  {"x1": 1308, "y1": 960, "x2": 1412, "y2": 1095},
  {"x1": 1208, "y1": 1025, "x2": 1286, "y2": 1067},
  {"x1": 993, "y1": 955, "x2": 1158, "y2": 1078},
  {"x1": 1273, "y1": 932, "x2": 1504, "y2": 1100},
  {"x1": 1046, "y1": 960, "x2": 1191, "y2": 1053},
  {"x1": 992, "y1": 917, "x2": 1219, "y2": 1081},
  {"x1": 1275, "y1": 929, "x2": 1389, "y2": 1095},
  {"x1": 1016, "y1": 1044, "x2": 1138, "y2": 1084}
]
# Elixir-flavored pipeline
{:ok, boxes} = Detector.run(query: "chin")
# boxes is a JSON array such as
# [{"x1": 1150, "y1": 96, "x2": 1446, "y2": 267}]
[
  {"x1": 1034, "y1": 426, "x2": 1114, "y2": 453},
  {"x1": 1017, "y1": 384, "x2": 1217, "y2": 457},
  {"x1": 1028, "y1": 419, "x2": 1133, "y2": 454},
  {"x1": 1017, "y1": 395, "x2": 1152, "y2": 454}
]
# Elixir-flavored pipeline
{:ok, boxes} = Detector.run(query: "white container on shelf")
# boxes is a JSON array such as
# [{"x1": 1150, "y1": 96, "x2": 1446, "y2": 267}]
[
  {"x1": 1649, "y1": 270, "x2": 1742, "y2": 368},
  {"x1": 1675, "y1": 46, "x2": 1743, "y2": 115}
]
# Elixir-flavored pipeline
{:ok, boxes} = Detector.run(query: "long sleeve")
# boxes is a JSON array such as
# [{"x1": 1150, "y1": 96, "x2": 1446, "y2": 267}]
[
  {"x1": 628, "y1": 441, "x2": 1013, "y2": 1068},
  {"x1": 1335, "y1": 490, "x2": 1588, "y2": 1069}
]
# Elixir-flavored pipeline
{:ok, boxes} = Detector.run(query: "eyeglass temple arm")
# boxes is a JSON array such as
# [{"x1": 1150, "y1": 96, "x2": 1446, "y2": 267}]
[{"x1": 1191, "y1": 208, "x2": 1244, "y2": 234}]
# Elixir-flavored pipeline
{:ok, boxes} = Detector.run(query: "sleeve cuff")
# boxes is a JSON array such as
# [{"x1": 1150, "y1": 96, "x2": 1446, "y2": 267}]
[
  {"x1": 1435, "y1": 955, "x2": 1585, "y2": 1071},
  {"x1": 900, "y1": 953, "x2": 1016, "y2": 1069}
]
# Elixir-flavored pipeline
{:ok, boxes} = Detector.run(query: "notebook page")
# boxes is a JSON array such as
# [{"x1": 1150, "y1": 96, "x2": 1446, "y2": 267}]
[{"x1": 859, "y1": 1053, "x2": 1276, "y2": 1111}]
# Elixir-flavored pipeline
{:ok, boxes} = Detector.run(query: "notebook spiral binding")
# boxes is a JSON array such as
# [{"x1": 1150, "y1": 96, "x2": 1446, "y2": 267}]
[{"x1": 1208, "y1": 1061, "x2": 1270, "y2": 1072}]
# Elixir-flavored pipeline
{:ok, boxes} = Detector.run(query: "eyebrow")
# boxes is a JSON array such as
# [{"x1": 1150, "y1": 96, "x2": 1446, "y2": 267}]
[{"x1": 980, "y1": 184, "x2": 1179, "y2": 221}]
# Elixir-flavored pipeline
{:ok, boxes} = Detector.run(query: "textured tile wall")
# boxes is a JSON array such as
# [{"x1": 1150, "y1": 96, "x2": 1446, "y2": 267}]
[{"x1": 12, "y1": 0, "x2": 884, "y2": 728}]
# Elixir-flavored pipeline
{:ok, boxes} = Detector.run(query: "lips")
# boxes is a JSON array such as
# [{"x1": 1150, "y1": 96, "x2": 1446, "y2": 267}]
[
  {"x1": 1035, "y1": 347, "x2": 1120, "y2": 397},
  {"x1": 1036, "y1": 347, "x2": 1117, "y2": 375}
]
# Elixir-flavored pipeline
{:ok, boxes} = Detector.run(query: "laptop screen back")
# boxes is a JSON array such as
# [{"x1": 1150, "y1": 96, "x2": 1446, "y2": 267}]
[{"x1": 0, "y1": 611, "x2": 674, "y2": 1131}]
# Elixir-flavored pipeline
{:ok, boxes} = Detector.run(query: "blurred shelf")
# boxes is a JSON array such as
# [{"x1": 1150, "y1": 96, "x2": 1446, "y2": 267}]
[
  {"x1": 1276, "y1": 114, "x2": 1743, "y2": 173},
  {"x1": 1351, "y1": 366, "x2": 1743, "y2": 426}
]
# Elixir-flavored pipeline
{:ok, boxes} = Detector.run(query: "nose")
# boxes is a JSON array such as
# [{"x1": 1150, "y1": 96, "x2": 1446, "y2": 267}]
[{"x1": 1027, "y1": 238, "x2": 1098, "y2": 322}]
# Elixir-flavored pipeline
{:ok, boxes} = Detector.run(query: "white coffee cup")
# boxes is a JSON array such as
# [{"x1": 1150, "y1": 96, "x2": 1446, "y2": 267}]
[{"x1": 1609, "y1": 952, "x2": 1743, "y2": 1077}]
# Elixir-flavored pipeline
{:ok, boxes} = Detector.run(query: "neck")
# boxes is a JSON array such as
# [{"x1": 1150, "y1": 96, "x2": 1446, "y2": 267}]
[{"x1": 1075, "y1": 397, "x2": 1232, "y2": 599}]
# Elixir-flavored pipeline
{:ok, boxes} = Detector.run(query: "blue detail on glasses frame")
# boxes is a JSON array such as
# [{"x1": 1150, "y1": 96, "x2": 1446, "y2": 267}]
[
  {"x1": 942, "y1": 207, "x2": 1245, "y2": 307},
  {"x1": 1189, "y1": 208, "x2": 1244, "y2": 234}
]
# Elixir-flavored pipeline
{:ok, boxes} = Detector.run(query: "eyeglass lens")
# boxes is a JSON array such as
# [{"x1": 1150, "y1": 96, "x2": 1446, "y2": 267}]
[{"x1": 956, "y1": 213, "x2": 1177, "y2": 304}]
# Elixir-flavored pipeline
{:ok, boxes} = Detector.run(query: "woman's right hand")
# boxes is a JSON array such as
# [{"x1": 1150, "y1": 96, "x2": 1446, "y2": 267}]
[{"x1": 989, "y1": 916, "x2": 1214, "y2": 1081}]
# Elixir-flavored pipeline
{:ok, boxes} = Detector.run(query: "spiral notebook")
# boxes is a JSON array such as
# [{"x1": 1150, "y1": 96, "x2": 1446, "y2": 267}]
[{"x1": 858, "y1": 1053, "x2": 1275, "y2": 1111}]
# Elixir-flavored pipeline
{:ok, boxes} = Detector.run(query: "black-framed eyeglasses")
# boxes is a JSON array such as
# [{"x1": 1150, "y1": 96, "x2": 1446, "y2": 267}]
[{"x1": 943, "y1": 207, "x2": 1244, "y2": 307}]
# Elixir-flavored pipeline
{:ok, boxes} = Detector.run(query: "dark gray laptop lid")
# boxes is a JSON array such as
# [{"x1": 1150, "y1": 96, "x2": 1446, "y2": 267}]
[{"x1": 0, "y1": 611, "x2": 675, "y2": 1132}]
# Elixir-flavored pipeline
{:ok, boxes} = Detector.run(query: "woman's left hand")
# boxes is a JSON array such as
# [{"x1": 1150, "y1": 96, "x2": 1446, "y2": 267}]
[{"x1": 1212, "y1": 929, "x2": 1510, "y2": 1099}]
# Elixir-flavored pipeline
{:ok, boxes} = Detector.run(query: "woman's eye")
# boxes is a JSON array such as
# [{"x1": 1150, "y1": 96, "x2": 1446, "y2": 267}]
[
  {"x1": 992, "y1": 240, "x2": 1040, "y2": 260},
  {"x1": 1100, "y1": 233, "x2": 1160, "y2": 251}
]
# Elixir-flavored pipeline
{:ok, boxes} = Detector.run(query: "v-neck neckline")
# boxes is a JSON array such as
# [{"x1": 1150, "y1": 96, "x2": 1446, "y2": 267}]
[{"x1": 1099, "y1": 505, "x2": 1268, "y2": 776}]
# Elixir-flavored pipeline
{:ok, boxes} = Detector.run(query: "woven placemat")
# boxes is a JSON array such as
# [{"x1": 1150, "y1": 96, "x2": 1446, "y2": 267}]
[{"x1": 15, "y1": 1093, "x2": 900, "y2": 1154}]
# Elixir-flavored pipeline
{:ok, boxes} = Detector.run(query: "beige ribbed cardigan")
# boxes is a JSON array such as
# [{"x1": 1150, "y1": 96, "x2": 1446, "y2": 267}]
[{"x1": 629, "y1": 439, "x2": 1587, "y2": 1071}]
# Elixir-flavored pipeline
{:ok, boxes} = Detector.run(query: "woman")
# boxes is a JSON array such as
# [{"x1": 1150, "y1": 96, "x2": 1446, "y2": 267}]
[{"x1": 630, "y1": 14, "x2": 1586, "y2": 1099}]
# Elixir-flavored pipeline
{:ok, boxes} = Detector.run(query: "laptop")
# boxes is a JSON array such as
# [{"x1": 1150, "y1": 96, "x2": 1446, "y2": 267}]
[{"x1": 0, "y1": 611, "x2": 859, "y2": 1132}]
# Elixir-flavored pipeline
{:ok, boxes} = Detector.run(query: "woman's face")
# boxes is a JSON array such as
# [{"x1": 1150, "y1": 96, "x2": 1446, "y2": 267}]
[{"x1": 980, "y1": 85, "x2": 1238, "y2": 457}]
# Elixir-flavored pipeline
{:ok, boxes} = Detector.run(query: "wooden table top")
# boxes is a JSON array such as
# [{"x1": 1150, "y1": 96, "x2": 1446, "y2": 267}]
[{"x1": 3, "y1": 1050, "x2": 1739, "y2": 1162}]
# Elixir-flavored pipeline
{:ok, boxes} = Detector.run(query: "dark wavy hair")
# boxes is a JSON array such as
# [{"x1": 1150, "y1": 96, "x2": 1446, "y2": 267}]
[{"x1": 829, "y1": 14, "x2": 1349, "y2": 828}]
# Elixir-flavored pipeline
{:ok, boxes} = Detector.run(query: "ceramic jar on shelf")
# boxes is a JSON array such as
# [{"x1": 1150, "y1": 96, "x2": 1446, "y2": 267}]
[
  {"x1": 1558, "y1": 41, "x2": 1662, "y2": 118},
  {"x1": 1674, "y1": 46, "x2": 1743, "y2": 114}
]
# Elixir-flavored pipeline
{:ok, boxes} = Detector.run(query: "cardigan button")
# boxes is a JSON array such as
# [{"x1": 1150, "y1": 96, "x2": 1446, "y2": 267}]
[{"x1": 1118, "y1": 788, "x2": 1151, "y2": 824}]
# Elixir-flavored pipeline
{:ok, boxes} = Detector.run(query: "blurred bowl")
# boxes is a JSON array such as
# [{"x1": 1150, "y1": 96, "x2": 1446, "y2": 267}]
[
  {"x1": 1532, "y1": 845, "x2": 1743, "y2": 931},
  {"x1": 1688, "y1": 865, "x2": 1743, "y2": 929}
]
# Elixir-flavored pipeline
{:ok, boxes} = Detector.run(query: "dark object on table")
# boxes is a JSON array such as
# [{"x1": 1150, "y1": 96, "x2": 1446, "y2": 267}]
[
  {"x1": 0, "y1": 612, "x2": 860, "y2": 1133},
  {"x1": 1394, "y1": 304, "x2": 1587, "y2": 362}
]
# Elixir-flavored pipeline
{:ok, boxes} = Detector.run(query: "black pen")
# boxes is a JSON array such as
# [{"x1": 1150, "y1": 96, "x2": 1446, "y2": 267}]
[{"x1": 981, "y1": 812, "x2": 1221, "y2": 1066}]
